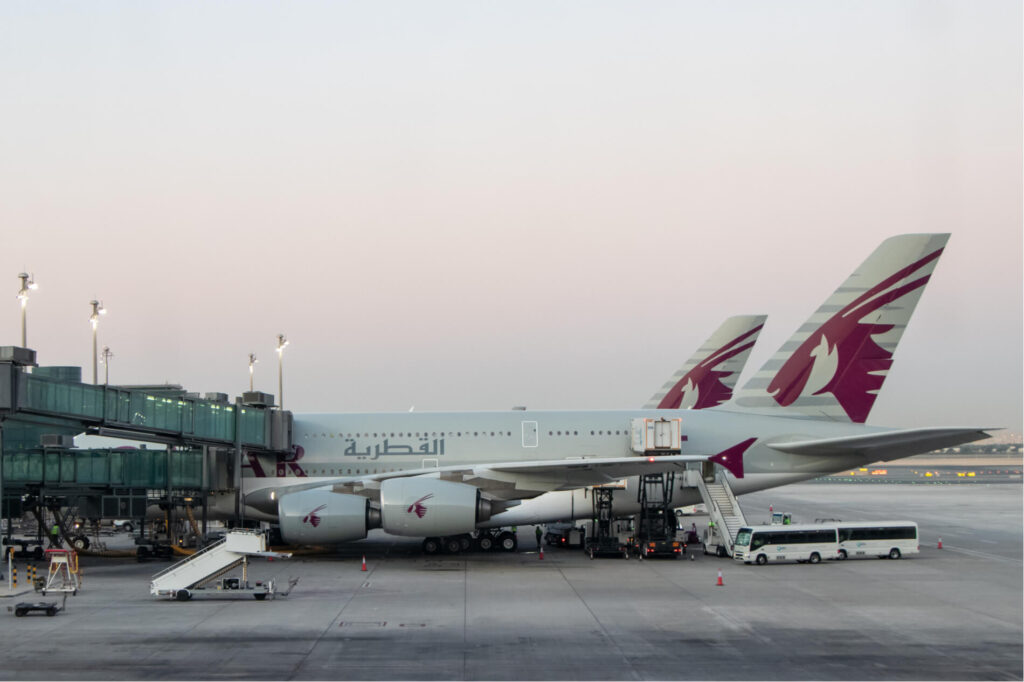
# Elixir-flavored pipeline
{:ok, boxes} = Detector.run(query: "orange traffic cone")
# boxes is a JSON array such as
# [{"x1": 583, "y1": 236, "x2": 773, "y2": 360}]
[
  {"x1": 361, "y1": 555, "x2": 367, "y2": 571},
  {"x1": 937, "y1": 537, "x2": 943, "y2": 549},
  {"x1": 539, "y1": 547, "x2": 544, "y2": 560},
  {"x1": 716, "y1": 569, "x2": 724, "y2": 587}
]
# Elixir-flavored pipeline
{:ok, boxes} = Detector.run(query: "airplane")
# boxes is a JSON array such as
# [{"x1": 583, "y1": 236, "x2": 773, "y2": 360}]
[
  {"x1": 228, "y1": 233, "x2": 991, "y2": 548},
  {"x1": 482, "y1": 314, "x2": 767, "y2": 528}
]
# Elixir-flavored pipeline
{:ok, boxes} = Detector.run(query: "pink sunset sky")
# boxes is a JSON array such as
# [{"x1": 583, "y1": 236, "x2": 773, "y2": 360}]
[{"x1": 1, "y1": 2, "x2": 1020, "y2": 432}]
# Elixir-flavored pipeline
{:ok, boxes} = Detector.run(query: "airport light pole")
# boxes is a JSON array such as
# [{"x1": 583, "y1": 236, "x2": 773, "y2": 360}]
[
  {"x1": 89, "y1": 300, "x2": 107, "y2": 385},
  {"x1": 17, "y1": 272, "x2": 37, "y2": 348},
  {"x1": 248, "y1": 353, "x2": 258, "y2": 391},
  {"x1": 101, "y1": 346, "x2": 113, "y2": 385},
  {"x1": 276, "y1": 335, "x2": 289, "y2": 409}
]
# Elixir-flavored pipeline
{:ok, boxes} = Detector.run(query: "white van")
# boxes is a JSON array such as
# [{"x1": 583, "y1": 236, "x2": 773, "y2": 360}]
[{"x1": 835, "y1": 521, "x2": 919, "y2": 560}]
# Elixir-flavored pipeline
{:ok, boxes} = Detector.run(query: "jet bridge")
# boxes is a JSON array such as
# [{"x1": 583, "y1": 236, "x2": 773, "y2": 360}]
[{"x1": 0, "y1": 346, "x2": 294, "y2": 546}]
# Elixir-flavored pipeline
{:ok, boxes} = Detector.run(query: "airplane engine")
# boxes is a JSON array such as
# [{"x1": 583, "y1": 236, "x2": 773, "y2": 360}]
[
  {"x1": 278, "y1": 488, "x2": 380, "y2": 545},
  {"x1": 380, "y1": 478, "x2": 492, "y2": 537}
]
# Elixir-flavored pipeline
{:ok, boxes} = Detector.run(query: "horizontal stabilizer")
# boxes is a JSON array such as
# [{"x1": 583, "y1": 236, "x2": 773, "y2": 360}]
[{"x1": 766, "y1": 427, "x2": 993, "y2": 461}]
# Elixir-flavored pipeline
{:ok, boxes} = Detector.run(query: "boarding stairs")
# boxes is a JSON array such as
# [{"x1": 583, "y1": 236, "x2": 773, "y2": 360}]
[
  {"x1": 150, "y1": 530, "x2": 285, "y2": 598},
  {"x1": 689, "y1": 470, "x2": 747, "y2": 557}
]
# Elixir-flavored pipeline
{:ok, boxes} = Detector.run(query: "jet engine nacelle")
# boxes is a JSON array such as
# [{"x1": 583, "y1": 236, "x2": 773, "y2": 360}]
[
  {"x1": 278, "y1": 488, "x2": 379, "y2": 545},
  {"x1": 380, "y1": 478, "x2": 492, "y2": 537}
]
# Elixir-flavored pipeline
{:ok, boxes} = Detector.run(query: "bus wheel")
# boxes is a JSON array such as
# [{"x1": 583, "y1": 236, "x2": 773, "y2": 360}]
[
  {"x1": 888, "y1": 548, "x2": 901, "y2": 560},
  {"x1": 837, "y1": 549, "x2": 848, "y2": 561},
  {"x1": 809, "y1": 552, "x2": 821, "y2": 564},
  {"x1": 755, "y1": 554, "x2": 767, "y2": 566}
]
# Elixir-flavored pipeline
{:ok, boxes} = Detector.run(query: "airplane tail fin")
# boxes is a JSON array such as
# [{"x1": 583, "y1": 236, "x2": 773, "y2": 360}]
[
  {"x1": 729, "y1": 233, "x2": 950, "y2": 423},
  {"x1": 645, "y1": 315, "x2": 767, "y2": 409}
]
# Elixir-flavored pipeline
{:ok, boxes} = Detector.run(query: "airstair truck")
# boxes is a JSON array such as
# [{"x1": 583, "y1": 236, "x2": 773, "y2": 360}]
[{"x1": 150, "y1": 529, "x2": 292, "y2": 601}]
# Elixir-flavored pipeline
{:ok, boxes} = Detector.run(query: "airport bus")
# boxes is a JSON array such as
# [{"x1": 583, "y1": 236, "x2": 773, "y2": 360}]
[
  {"x1": 733, "y1": 524, "x2": 839, "y2": 565},
  {"x1": 835, "y1": 521, "x2": 919, "y2": 560}
]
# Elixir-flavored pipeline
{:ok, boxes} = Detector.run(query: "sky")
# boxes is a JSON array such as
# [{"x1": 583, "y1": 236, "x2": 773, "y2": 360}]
[{"x1": 1, "y1": 1, "x2": 1021, "y2": 433}]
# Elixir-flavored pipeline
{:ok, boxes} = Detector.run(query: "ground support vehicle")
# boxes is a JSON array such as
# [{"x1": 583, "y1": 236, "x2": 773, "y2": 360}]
[
  {"x1": 151, "y1": 530, "x2": 291, "y2": 601},
  {"x1": 733, "y1": 524, "x2": 839, "y2": 565},
  {"x1": 12, "y1": 594, "x2": 67, "y2": 617},
  {"x1": 585, "y1": 489, "x2": 629, "y2": 559},
  {"x1": 630, "y1": 473, "x2": 683, "y2": 559},
  {"x1": 544, "y1": 523, "x2": 586, "y2": 548},
  {"x1": 702, "y1": 525, "x2": 730, "y2": 558},
  {"x1": 168, "y1": 576, "x2": 298, "y2": 601},
  {"x1": 835, "y1": 521, "x2": 919, "y2": 560},
  {"x1": 2, "y1": 537, "x2": 45, "y2": 560}
]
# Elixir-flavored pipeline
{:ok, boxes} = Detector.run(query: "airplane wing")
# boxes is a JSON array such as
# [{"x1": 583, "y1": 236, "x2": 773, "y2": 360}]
[
  {"x1": 765, "y1": 427, "x2": 993, "y2": 460},
  {"x1": 245, "y1": 448, "x2": 744, "y2": 513}
]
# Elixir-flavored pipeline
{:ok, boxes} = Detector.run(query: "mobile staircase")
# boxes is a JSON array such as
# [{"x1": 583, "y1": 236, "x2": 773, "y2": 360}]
[
  {"x1": 150, "y1": 529, "x2": 292, "y2": 601},
  {"x1": 690, "y1": 470, "x2": 747, "y2": 558}
]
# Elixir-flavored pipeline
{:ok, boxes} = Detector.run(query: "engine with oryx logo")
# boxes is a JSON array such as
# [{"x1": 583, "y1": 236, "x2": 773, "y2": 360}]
[{"x1": 274, "y1": 478, "x2": 494, "y2": 545}]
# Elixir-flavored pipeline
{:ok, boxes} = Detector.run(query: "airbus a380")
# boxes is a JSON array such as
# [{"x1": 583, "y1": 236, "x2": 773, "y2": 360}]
[{"x1": 231, "y1": 234, "x2": 991, "y2": 547}]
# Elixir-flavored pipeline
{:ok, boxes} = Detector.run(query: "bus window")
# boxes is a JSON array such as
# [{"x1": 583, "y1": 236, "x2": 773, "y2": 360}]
[{"x1": 735, "y1": 530, "x2": 752, "y2": 547}]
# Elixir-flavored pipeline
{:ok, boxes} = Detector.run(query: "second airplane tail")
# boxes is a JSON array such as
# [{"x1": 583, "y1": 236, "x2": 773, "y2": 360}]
[
  {"x1": 727, "y1": 233, "x2": 950, "y2": 423},
  {"x1": 645, "y1": 315, "x2": 766, "y2": 409}
]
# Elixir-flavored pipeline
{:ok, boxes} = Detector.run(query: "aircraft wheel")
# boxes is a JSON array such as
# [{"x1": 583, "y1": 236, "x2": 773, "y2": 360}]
[
  {"x1": 477, "y1": 535, "x2": 494, "y2": 552},
  {"x1": 888, "y1": 548, "x2": 901, "y2": 560},
  {"x1": 444, "y1": 537, "x2": 462, "y2": 554},
  {"x1": 422, "y1": 538, "x2": 441, "y2": 555},
  {"x1": 497, "y1": 532, "x2": 517, "y2": 552},
  {"x1": 458, "y1": 535, "x2": 472, "y2": 552},
  {"x1": 755, "y1": 554, "x2": 768, "y2": 566}
]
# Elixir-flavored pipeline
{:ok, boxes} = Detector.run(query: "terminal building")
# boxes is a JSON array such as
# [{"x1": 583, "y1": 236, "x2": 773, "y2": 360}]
[{"x1": 0, "y1": 345, "x2": 293, "y2": 550}]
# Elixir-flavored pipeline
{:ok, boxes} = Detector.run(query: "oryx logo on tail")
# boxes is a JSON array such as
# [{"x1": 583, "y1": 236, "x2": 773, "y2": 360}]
[
  {"x1": 658, "y1": 323, "x2": 764, "y2": 409},
  {"x1": 767, "y1": 247, "x2": 944, "y2": 423},
  {"x1": 407, "y1": 494, "x2": 434, "y2": 519}
]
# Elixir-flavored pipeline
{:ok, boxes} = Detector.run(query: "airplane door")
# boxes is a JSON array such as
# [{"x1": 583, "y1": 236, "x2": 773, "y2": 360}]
[
  {"x1": 702, "y1": 459, "x2": 715, "y2": 482},
  {"x1": 522, "y1": 421, "x2": 538, "y2": 448}
]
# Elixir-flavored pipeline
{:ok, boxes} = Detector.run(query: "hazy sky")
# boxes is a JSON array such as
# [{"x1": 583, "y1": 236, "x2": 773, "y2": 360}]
[{"x1": 1, "y1": 2, "x2": 1021, "y2": 433}]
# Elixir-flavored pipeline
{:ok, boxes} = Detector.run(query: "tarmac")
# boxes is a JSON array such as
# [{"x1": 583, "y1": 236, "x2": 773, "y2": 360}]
[{"x1": 1, "y1": 483, "x2": 1021, "y2": 681}]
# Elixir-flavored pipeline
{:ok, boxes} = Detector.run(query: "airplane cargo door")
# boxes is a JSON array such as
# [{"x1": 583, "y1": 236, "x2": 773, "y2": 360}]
[{"x1": 522, "y1": 421, "x2": 538, "y2": 448}]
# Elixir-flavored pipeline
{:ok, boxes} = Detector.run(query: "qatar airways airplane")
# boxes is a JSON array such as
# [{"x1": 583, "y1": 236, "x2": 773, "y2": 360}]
[{"x1": 227, "y1": 234, "x2": 990, "y2": 547}]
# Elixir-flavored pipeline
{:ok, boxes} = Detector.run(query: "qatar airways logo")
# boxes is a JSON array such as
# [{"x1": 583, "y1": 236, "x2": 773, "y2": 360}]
[
  {"x1": 658, "y1": 325, "x2": 763, "y2": 410},
  {"x1": 767, "y1": 248, "x2": 942, "y2": 423},
  {"x1": 406, "y1": 494, "x2": 434, "y2": 519},
  {"x1": 303, "y1": 504, "x2": 327, "y2": 528}
]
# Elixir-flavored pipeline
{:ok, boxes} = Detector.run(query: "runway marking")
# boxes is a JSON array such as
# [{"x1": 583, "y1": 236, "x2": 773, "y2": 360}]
[{"x1": 942, "y1": 544, "x2": 1023, "y2": 565}]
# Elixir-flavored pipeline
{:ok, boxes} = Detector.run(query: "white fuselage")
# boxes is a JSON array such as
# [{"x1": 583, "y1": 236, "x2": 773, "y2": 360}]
[{"x1": 220, "y1": 407, "x2": 888, "y2": 524}]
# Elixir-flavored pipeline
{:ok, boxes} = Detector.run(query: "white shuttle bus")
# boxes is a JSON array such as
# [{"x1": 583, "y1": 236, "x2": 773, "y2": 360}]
[
  {"x1": 835, "y1": 521, "x2": 919, "y2": 560},
  {"x1": 733, "y1": 524, "x2": 839, "y2": 565}
]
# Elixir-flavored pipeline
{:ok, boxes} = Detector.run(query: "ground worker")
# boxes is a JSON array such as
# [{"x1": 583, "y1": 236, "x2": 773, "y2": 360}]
[
  {"x1": 50, "y1": 522, "x2": 61, "y2": 547},
  {"x1": 535, "y1": 526, "x2": 543, "y2": 549}
]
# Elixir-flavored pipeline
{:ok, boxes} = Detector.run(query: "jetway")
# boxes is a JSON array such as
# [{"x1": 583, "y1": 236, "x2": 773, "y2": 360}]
[{"x1": 0, "y1": 346, "x2": 294, "y2": 547}]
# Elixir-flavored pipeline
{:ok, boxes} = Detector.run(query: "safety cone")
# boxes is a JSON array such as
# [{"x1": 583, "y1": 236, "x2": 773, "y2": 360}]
[
  {"x1": 716, "y1": 569, "x2": 724, "y2": 587},
  {"x1": 539, "y1": 547, "x2": 544, "y2": 560},
  {"x1": 937, "y1": 537, "x2": 943, "y2": 549},
  {"x1": 361, "y1": 555, "x2": 367, "y2": 571}
]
